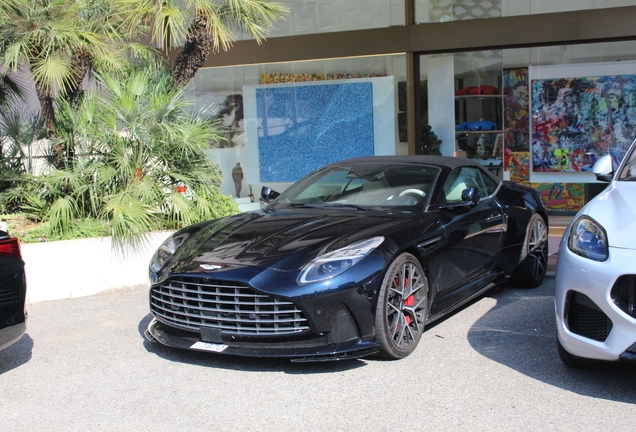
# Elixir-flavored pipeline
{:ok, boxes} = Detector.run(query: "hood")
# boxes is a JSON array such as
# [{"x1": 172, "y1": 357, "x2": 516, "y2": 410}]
[
  {"x1": 585, "y1": 182, "x2": 636, "y2": 249},
  {"x1": 168, "y1": 210, "x2": 423, "y2": 273}
]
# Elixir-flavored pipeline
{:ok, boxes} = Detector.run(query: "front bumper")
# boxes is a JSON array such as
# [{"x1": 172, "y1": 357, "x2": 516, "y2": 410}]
[
  {"x1": 145, "y1": 318, "x2": 379, "y2": 362},
  {"x1": 555, "y1": 240, "x2": 636, "y2": 363},
  {"x1": 0, "y1": 321, "x2": 26, "y2": 351},
  {"x1": 147, "y1": 258, "x2": 386, "y2": 361}
]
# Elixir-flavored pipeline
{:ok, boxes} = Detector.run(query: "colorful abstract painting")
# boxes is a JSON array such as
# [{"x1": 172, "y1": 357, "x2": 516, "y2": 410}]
[
  {"x1": 504, "y1": 151, "x2": 531, "y2": 184},
  {"x1": 260, "y1": 73, "x2": 386, "y2": 85},
  {"x1": 504, "y1": 151, "x2": 585, "y2": 212},
  {"x1": 531, "y1": 74, "x2": 636, "y2": 172},
  {"x1": 535, "y1": 182, "x2": 585, "y2": 212},
  {"x1": 503, "y1": 68, "x2": 529, "y2": 152}
]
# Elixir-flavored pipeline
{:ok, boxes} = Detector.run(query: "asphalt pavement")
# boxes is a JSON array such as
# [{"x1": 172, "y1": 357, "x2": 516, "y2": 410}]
[{"x1": 1, "y1": 275, "x2": 635, "y2": 431}]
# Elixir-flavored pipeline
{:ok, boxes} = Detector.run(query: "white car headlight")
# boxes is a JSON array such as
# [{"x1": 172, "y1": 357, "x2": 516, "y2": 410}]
[
  {"x1": 298, "y1": 236, "x2": 385, "y2": 284},
  {"x1": 150, "y1": 232, "x2": 190, "y2": 273},
  {"x1": 567, "y1": 216, "x2": 608, "y2": 262}
]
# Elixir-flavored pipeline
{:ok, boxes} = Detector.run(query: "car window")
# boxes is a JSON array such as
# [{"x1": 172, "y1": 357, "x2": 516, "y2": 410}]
[
  {"x1": 443, "y1": 167, "x2": 496, "y2": 202},
  {"x1": 293, "y1": 169, "x2": 353, "y2": 202},
  {"x1": 277, "y1": 164, "x2": 439, "y2": 209},
  {"x1": 479, "y1": 170, "x2": 498, "y2": 196},
  {"x1": 617, "y1": 143, "x2": 636, "y2": 181}
]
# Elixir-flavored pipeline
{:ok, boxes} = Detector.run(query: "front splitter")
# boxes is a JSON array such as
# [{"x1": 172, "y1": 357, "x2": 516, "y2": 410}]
[{"x1": 145, "y1": 318, "x2": 378, "y2": 362}]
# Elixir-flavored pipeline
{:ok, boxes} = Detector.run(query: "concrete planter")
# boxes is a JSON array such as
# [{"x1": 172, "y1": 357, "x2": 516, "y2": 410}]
[{"x1": 21, "y1": 232, "x2": 172, "y2": 304}]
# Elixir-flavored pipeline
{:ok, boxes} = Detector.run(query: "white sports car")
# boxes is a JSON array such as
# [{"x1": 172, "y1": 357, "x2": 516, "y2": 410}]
[{"x1": 555, "y1": 140, "x2": 636, "y2": 367}]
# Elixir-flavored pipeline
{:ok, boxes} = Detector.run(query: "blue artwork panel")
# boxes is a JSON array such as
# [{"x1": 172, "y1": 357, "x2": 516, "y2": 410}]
[{"x1": 256, "y1": 82, "x2": 374, "y2": 182}]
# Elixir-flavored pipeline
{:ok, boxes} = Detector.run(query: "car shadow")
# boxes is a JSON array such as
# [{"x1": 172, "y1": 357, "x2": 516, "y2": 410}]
[
  {"x1": 467, "y1": 281, "x2": 636, "y2": 403},
  {"x1": 0, "y1": 334, "x2": 33, "y2": 375},
  {"x1": 137, "y1": 314, "x2": 367, "y2": 374}
]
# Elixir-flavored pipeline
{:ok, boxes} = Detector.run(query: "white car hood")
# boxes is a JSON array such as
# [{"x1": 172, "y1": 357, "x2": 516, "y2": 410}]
[{"x1": 585, "y1": 182, "x2": 636, "y2": 250}]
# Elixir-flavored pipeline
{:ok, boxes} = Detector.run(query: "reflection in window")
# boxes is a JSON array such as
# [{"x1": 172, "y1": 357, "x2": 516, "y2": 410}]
[{"x1": 415, "y1": 0, "x2": 632, "y2": 23}]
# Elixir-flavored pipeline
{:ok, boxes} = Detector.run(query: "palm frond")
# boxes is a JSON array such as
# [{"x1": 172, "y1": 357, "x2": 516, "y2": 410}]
[
  {"x1": 103, "y1": 190, "x2": 159, "y2": 255},
  {"x1": 47, "y1": 195, "x2": 80, "y2": 235}
]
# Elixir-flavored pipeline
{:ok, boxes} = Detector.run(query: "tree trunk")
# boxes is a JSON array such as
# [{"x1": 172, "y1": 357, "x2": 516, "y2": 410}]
[
  {"x1": 31, "y1": 70, "x2": 66, "y2": 169},
  {"x1": 171, "y1": 13, "x2": 214, "y2": 88},
  {"x1": 33, "y1": 82, "x2": 56, "y2": 136},
  {"x1": 65, "y1": 49, "x2": 92, "y2": 106}
]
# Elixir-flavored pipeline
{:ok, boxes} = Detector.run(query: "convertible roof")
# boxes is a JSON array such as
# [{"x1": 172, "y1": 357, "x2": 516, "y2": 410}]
[
  {"x1": 328, "y1": 155, "x2": 483, "y2": 170},
  {"x1": 323, "y1": 155, "x2": 501, "y2": 185}
]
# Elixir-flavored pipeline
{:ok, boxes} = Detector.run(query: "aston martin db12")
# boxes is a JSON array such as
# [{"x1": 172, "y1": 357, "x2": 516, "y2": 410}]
[{"x1": 145, "y1": 156, "x2": 548, "y2": 361}]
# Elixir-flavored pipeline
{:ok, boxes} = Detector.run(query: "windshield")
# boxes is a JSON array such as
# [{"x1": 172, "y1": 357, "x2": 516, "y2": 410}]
[
  {"x1": 273, "y1": 163, "x2": 440, "y2": 211},
  {"x1": 617, "y1": 141, "x2": 636, "y2": 181}
]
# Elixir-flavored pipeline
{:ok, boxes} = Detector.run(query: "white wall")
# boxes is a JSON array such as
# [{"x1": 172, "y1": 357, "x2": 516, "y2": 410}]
[{"x1": 21, "y1": 233, "x2": 171, "y2": 304}]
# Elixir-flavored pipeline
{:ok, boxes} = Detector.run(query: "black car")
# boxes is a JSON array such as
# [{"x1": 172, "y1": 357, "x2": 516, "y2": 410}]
[
  {"x1": 145, "y1": 156, "x2": 548, "y2": 361},
  {"x1": 0, "y1": 230, "x2": 27, "y2": 351}
]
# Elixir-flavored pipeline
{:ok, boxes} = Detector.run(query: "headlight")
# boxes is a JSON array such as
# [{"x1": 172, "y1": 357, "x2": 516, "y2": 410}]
[
  {"x1": 567, "y1": 216, "x2": 608, "y2": 262},
  {"x1": 298, "y1": 236, "x2": 384, "y2": 284},
  {"x1": 150, "y1": 232, "x2": 190, "y2": 273}
]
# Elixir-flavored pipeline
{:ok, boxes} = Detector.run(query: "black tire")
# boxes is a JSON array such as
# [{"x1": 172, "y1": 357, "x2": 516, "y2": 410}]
[
  {"x1": 510, "y1": 213, "x2": 548, "y2": 288},
  {"x1": 374, "y1": 253, "x2": 428, "y2": 359}
]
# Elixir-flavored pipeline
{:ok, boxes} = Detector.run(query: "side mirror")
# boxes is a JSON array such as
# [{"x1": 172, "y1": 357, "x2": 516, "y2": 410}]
[
  {"x1": 260, "y1": 186, "x2": 280, "y2": 202},
  {"x1": 461, "y1": 187, "x2": 480, "y2": 207},
  {"x1": 260, "y1": 186, "x2": 280, "y2": 209},
  {"x1": 593, "y1": 155, "x2": 614, "y2": 182},
  {"x1": 436, "y1": 186, "x2": 480, "y2": 210}
]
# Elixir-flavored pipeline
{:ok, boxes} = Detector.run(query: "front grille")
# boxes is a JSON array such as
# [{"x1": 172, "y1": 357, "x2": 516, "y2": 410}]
[
  {"x1": 566, "y1": 291, "x2": 613, "y2": 342},
  {"x1": 150, "y1": 277, "x2": 309, "y2": 335}
]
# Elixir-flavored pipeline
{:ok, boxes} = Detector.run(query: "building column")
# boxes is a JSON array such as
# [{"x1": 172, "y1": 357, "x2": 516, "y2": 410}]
[{"x1": 427, "y1": 55, "x2": 456, "y2": 156}]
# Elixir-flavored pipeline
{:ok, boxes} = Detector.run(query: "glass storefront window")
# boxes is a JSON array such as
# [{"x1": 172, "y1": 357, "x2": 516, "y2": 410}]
[
  {"x1": 418, "y1": 40, "x2": 636, "y2": 213},
  {"x1": 419, "y1": 51, "x2": 504, "y2": 174},
  {"x1": 236, "y1": 0, "x2": 404, "y2": 39},
  {"x1": 415, "y1": 0, "x2": 633, "y2": 23},
  {"x1": 185, "y1": 55, "x2": 406, "y2": 199}
]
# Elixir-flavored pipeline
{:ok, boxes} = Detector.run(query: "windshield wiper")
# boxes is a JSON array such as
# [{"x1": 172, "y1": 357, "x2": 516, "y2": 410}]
[{"x1": 291, "y1": 202, "x2": 374, "y2": 211}]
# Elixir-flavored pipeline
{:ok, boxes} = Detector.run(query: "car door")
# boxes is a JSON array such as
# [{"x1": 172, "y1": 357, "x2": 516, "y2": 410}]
[{"x1": 428, "y1": 166, "x2": 505, "y2": 317}]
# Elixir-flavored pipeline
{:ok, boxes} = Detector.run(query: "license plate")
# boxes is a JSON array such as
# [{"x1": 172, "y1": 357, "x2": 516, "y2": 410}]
[{"x1": 191, "y1": 341, "x2": 228, "y2": 353}]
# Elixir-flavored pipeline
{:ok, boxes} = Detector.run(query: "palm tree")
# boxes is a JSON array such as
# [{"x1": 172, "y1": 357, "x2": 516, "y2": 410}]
[
  {"x1": 119, "y1": 0, "x2": 288, "y2": 88},
  {"x1": 31, "y1": 66, "x2": 238, "y2": 254},
  {"x1": 0, "y1": 0, "x2": 154, "y2": 163}
]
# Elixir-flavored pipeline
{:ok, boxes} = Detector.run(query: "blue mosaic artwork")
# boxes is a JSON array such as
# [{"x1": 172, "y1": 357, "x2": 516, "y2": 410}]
[{"x1": 256, "y1": 82, "x2": 374, "y2": 182}]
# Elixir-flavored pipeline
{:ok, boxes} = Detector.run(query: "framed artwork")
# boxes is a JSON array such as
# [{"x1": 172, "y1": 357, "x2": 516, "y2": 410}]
[
  {"x1": 531, "y1": 74, "x2": 636, "y2": 173},
  {"x1": 254, "y1": 81, "x2": 374, "y2": 182},
  {"x1": 503, "y1": 68, "x2": 529, "y2": 152},
  {"x1": 243, "y1": 77, "x2": 396, "y2": 185}
]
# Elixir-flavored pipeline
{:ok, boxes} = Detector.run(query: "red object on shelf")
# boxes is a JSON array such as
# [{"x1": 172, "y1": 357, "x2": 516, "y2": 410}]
[
  {"x1": 469, "y1": 85, "x2": 499, "y2": 95},
  {"x1": 455, "y1": 86, "x2": 478, "y2": 96}
]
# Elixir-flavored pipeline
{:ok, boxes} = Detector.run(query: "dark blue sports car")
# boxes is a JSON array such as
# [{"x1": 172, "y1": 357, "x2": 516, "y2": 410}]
[{"x1": 145, "y1": 156, "x2": 548, "y2": 361}]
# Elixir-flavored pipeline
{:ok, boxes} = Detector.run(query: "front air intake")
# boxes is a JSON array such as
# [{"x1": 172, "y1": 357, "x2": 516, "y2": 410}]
[
  {"x1": 565, "y1": 291, "x2": 613, "y2": 342},
  {"x1": 610, "y1": 275, "x2": 636, "y2": 319}
]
